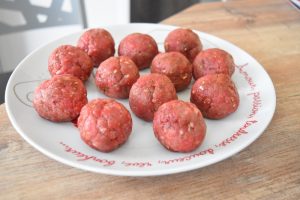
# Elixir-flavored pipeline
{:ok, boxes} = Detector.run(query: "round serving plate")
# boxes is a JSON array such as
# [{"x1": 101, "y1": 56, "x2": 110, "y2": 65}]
[{"x1": 5, "y1": 23, "x2": 276, "y2": 176}]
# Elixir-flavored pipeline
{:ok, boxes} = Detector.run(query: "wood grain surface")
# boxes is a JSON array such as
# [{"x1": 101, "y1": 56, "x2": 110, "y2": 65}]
[{"x1": 1, "y1": 0, "x2": 300, "y2": 199}]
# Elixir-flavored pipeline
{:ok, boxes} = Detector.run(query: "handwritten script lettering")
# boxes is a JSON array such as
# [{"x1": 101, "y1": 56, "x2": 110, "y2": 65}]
[{"x1": 60, "y1": 142, "x2": 115, "y2": 166}]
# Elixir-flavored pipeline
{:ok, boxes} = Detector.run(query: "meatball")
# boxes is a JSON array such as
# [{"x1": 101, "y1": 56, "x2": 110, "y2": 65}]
[
  {"x1": 129, "y1": 73, "x2": 177, "y2": 121},
  {"x1": 78, "y1": 99, "x2": 132, "y2": 152},
  {"x1": 153, "y1": 100, "x2": 206, "y2": 152},
  {"x1": 33, "y1": 75, "x2": 87, "y2": 122},
  {"x1": 118, "y1": 33, "x2": 158, "y2": 70},
  {"x1": 164, "y1": 28, "x2": 202, "y2": 62},
  {"x1": 190, "y1": 74, "x2": 239, "y2": 119},
  {"x1": 48, "y1": 45, "x2": 93, "y2": 82},
  {"x1": 151, "y1": 52, "x2": 192, "y2": 92},
  {"x1": 77, "y1": 28, "x2": 115, "y2": 66},
  {"x1": 95, "y1": 56, "x2": 140, "y2": 99},
  {"x1": 193, "y1": 48, "x2": 235, "y2": 80}
]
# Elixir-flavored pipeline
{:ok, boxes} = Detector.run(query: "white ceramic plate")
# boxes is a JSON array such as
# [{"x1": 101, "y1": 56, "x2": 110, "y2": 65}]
[{"x1": 5, "y1": 23, "x2": 276, "y2": 176}]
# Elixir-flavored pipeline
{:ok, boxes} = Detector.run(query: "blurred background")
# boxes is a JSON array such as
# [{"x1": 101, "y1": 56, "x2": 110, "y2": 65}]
[{"x1": 0, "y1": 0, "x2": 220, "y2": 103}]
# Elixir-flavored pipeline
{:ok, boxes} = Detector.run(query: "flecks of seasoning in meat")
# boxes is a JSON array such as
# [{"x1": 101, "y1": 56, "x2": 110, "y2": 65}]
[
  {"x1": 179, "y1": 129, "x2": 184, "y2": 136},
  {"x1": 203, "y1": 97, "x2": 212, "y2": 110},
  {"x1": 188, "y1": 122, "x2": 195, "y2": 132},
  {"x1": 181, "y1": 73, "x2": 188, "y2": 80},
  {"x1": 67, "y1": 51, "x2": 75, "y2": 56},
  {"x1": 165, "y1": 42, "x2": 169, "y2": 49},
  {"x1": 148, "y1": 84, "x2": 157, "y2": 111},
  {"x1": 231, "y1": 96, "x2": 237, "y2": 108}
]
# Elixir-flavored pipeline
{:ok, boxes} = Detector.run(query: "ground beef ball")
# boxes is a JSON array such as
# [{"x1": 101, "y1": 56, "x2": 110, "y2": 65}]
[
  {"x1": 33, "y1": 75, "x2": 87, "y2": 122},
  {"x1": 193, "y1": 48, "x2": 235, "y2": 80},
  {"x1": 118, "y1": 33, "x2": 158, "y2": 70},
  {"x1": 153, "y1": 100, "x2": 206, "y2": 152},
  {"x1": 78, "y1": 99, "x2": 132, "y2": 152},
  {"x1": 129, "y1": 73, "x2": 177, "y2": 121},
  {"x1": 95, "y1": 56, "x2": 140, "y2": 99},
  {"x1": 190, "y1": 74, "x2": 239, "y2": 119},
  {"x1": 151, "y1": 52, "x2": 192, "y2": 92},
  {"x1": 48, "y1": 45, "x2": 93, "y2": 82},
  {"x1": 164, "y1": 28, "x2": 202, "y2": 62},
  {"x1": 77, "y1": 28, "x2": 115, "y2": 67}
]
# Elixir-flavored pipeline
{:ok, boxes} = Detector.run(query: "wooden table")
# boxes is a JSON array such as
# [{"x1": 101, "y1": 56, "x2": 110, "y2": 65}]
[{"x1": 1, "y1": 0, "x2": 300, "y2": 199}]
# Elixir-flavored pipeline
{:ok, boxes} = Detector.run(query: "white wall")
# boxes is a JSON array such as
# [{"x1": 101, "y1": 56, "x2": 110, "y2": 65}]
[
  {"x1": 84, "y1": 0, "x2": 130, "y2": 28},
  {"x1": 0, "y1": 25, "x2": 82, "y2": 73}
]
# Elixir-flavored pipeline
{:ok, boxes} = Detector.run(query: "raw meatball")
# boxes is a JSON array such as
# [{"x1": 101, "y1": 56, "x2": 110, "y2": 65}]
[
  {"x1": 118, "y1": 33, "x2": 158, "y2": 70},
  {"x1": 164, "y1": 28, "x2": 202, "y2": 62},
  {"x1": 151, "y1": 52, "x2": 192, "y2": 92},
  {"x1": 48, "y1": 45, "x2": 93, "y2": 82},
  {"x1": 193, "y1": 48, "x2": 235, "y2": 80},
  {"x1": 190, "y1": 74, "x2": 239, "y2": 119},
  {"x1": 33, "y1": 75, "x2": 87, "y2": 122},
  {"x1": 77, "y1": 28, "x2": 115, "y2": 66},
  {"x1": 95, "y1": 56, "x2": 140, "y2": 99},
  {"x1": 129, "y1": 73, "x2": 177, "y2": 121},
  {"x1": 78, "y1": 99, "x2": 132, "y2": 152},
  {"x1": 153, "y1": 100, "x2": 206, "y2": 152}
]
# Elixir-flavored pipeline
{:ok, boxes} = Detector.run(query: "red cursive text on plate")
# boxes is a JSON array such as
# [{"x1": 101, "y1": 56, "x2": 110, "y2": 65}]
[
  {"x1": 121, "y1": 161, "x2": 152, "y2": 167},
  {"x1": 247, "y1": 92, "x2": 262, "y2": 119},
  {"x1": 215, "y1": 120, "x2": 258, "y2": 148},
  {"x1": 60, "y1": 142, "x2": 115, "y2": 166},
  {"x1": 236, "y1": 63, "x2": 256, "y2": 90},
  {"x1": 158, "y1": 148, "x2": 214, "y2": 165}
]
